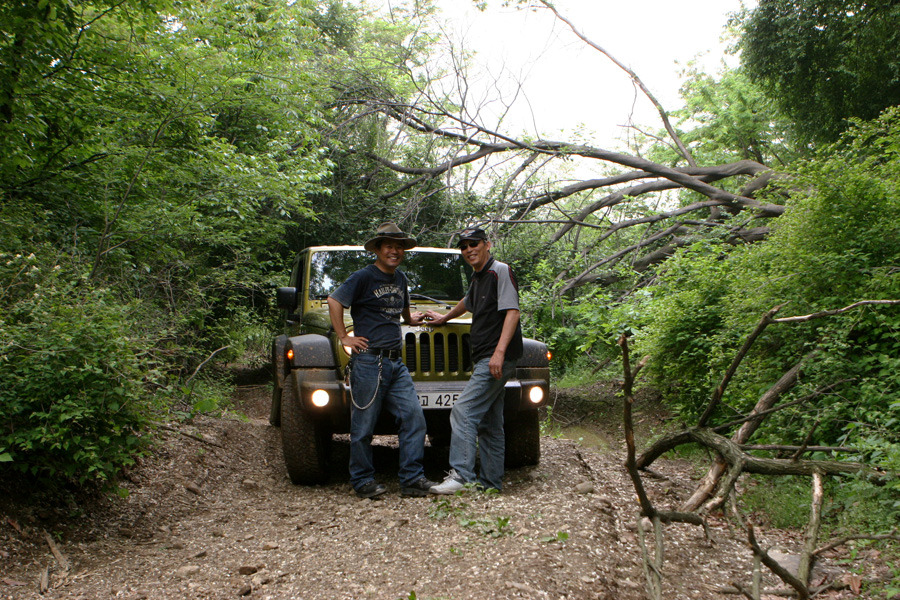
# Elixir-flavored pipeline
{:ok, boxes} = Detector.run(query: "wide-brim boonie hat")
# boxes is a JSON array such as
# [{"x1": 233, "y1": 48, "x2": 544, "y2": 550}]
[{"x1": 364, "y1": 222, "x2": 417, "y2": 252}]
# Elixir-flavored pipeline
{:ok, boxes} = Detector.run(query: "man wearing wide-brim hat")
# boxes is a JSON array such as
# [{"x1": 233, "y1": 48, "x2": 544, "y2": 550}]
[
  {"x1": 362, "y1": 222, "x2": 417, "y2": 252},
  {"x1": 327, "y1": 223, "x2": 436, "y2": 498}
]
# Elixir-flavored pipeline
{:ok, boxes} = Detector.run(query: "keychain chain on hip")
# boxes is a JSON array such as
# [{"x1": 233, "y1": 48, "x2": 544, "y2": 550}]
[{"x1": 348, "y1": 355, "x2": 382, "y2": 410}]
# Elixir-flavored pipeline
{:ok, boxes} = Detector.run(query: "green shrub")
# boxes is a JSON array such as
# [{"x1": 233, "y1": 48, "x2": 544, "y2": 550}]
[
  {"x1": 635, "y1": 109, "x2": 900, "y2": 458},
  {"x1": 0, "y1": 253, "x2": 163, "y2": 487}
]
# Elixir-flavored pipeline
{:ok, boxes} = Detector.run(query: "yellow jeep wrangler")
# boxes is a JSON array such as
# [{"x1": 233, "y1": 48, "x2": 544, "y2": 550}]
[{"x1": 271, "y1": 246, "x2": 550, "y2": 484}]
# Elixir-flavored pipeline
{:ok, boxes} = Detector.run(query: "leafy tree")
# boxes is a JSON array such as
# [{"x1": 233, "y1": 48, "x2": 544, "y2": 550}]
[
  {"x1": 673, "y1": 66, "x2": 798, "y2": 167},
  {"x1": 0, "y1": 0, "x2": 403, "y2": 485},
  {"x1": 740, "y1": 0, "x2": 900, "y2": 144},
  {"x1": 637, "y1": 108, "x2": 900, "y2": 459}
]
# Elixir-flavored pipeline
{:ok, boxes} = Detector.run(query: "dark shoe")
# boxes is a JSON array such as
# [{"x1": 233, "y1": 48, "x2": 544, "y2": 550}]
[
  {"x1": 355, "y1": 481, "x2": 387, "y2": 499},
  {"x1": 401, "y1": 476, "x2": 438, "y2": 497}
]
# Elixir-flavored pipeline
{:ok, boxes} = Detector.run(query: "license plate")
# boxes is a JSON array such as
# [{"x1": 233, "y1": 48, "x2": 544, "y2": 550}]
[{"x1": 417, "y1": 392, "x2": 459, "y2": 408}]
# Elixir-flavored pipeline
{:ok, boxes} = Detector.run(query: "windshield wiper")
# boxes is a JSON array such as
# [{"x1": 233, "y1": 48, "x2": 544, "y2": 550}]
[{"x1": 409, "y1": 293, "x2": 451, "y2": 307}]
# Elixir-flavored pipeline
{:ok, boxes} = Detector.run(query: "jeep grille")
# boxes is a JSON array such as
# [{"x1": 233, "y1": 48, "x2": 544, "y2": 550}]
[{"x1": 404, "y1": 332, "x2": 472, "y2": 375}]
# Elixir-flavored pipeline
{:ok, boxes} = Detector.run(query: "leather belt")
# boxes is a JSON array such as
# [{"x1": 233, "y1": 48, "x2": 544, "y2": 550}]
[{"x1": 359, "y1": 348, "x2": 402, "y2": 360}]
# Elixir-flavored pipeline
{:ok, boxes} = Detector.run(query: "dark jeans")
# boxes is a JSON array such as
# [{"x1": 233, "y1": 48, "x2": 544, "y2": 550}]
[{"x1": 348, "y1": 352, "x2": 427, "y2": 490}]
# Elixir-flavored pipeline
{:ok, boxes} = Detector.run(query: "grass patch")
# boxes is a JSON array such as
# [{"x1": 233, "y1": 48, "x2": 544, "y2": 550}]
[{"x1": 742, "y1": 475, "x2": 812, "y2": 529}]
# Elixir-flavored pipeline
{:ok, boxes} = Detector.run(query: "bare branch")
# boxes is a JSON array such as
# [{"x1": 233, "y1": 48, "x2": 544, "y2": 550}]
[
  {"x1": 746, "y1": 524, "x2": 809, "y2": 600},
  {"x1": 698, "y1": 306, "x2": 783, "y2": 427},
  {"x1": 535, "y1": 0, "x2": 697, "y2": 167},
  {"x1": 813, "y1": 530, "x2": 900, "y2": 556},
  {"x1": 797, "y1": 471, "x2": 824, "y2": 585},
  {"x1": 771, "y1": 299, "x2": 900, "y2": 323}
]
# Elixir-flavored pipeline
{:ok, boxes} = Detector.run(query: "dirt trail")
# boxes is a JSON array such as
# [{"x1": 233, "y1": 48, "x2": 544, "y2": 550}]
[{"x1": 0, "y1": 382, "x2": 874, "y2": 599}]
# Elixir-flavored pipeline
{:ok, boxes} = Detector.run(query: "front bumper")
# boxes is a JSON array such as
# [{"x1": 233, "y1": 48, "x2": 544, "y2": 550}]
[{"x1": 286, "y1": 366, "x2": 549, "y2": 433}]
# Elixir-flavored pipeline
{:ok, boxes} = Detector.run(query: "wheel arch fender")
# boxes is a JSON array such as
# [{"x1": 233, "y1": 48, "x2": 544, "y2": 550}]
[
  {"x1": 287, "y1": 334, "x2": 337, "y2": 369},
  {"x1": 520, "y1": 337, "x2": 549, "y2": 367}
]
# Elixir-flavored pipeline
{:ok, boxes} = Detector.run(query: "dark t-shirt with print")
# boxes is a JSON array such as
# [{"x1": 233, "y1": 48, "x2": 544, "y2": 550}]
[{"x1": 329, "y1": 264, "x2": 409, "y2": 350}]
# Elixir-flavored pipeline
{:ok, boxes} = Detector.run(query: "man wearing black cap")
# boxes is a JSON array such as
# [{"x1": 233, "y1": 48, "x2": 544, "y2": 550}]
[
  {"x1": 327, "y1": 223, "x2": 436, "y2": 499},
  {"x1": 425, "y1": 227, "x2": 523, "y2": 493}
]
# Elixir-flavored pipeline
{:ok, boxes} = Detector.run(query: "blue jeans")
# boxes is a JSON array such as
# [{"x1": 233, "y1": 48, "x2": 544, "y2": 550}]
[
  {"x1": 448, "y1": 357, "x2": 515, "y2": 491},
  {"x1": 348, "y1": 352, "x2": 427, "y2": 490}
]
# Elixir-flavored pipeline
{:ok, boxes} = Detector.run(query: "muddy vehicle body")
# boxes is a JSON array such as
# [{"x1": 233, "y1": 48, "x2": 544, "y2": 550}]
[{"x1": 271, "y1": 246, "x2": 550, "y2": 484}]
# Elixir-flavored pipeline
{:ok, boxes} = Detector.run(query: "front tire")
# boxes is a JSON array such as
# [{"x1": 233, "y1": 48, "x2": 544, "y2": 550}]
[
  {"x1": 281, "y1": 376, "x2": 330, "y2": 484},
  {"x1": 504, "y1": 410, "x2": 541, "y2": 468}
]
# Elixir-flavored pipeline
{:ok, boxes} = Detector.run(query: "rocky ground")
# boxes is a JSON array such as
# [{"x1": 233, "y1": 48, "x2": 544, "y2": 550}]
[{"x1": 0, "y1": 380, "x2": 892, "y2": 599}]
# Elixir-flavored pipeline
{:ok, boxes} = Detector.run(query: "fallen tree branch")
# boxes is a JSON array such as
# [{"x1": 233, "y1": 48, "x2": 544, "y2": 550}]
[
  {"x1": 698, "y1": 306, "x2": 783, "y2": 427},
  {"x1": 746, "y1": 524, "x2": 809, "y2": 600},
  {"x1": 184, "y1": 345, "x2": 231, "y2": 386},
  {"x1": 712, "y1": 380, "x2": 850, "y2": 433},
  {"x1": 813, "y1": 529, "x2": 900, "y2": 556},
  {"x1": 797, "y1": 471, "x2": 824, "y2": 585},
  {"x1": 680, "y1": 354, "x2": 808, "y2": 511},
  {"x1": 43, "y1": 530, "x2": 70, "y2": 572},
  {"x1": 739, "y1": 444, "x2": 860, "y2": 454},
  {"x1": 771, "y1": 299, "x2": 900, "y2": 323},
  {"x1": 535, "y1": 0, "x2": 697, "y2": 167},
  {"x1": 157, "y1": 424, "x2": 225, "y2": 449}
]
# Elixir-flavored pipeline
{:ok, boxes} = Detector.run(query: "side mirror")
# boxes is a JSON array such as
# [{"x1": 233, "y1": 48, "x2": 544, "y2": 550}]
[{"x1": 276, "y1": 287, "x2": 298, "y2": 311}]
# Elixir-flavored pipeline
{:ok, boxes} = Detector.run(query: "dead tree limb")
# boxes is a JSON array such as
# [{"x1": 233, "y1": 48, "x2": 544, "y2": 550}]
[
  {"x1": 620, "y1": 336, "x2": 707, "y2": 529},
  {"x1": 771, "y1": 299, "x2": 900, "y2": 323},
  {"x1": 697, "y1": 305, "x2": 783, "y2": 427},
  {"x1": 813, "y1": 529, "x2": 900, "y2": 556},
  {"x1": 700, "y1": 456, "x2": 745, "y2": 515},
  {"x1": 739, "y1": 444, "x2": 860, "y2": 454},
  {"x1": 746, "y1": 524, "x2": 809, "y2": 600},
  {"x1": 43, "y1": 530, "x2": 70, "y2": 572},
  {"x1": 535, "y1": 0, "x2": 697, "y2": 167},
  {"x1": 712, "y1": 380, "x2": 849, "y2": 433},
  {"x1": 692, "y1": 429, "x2": 869, "y2": 477},
  {"x1": 797, "y1": 471, "x2": 824, "y2": 585},
  {"x1": 680, "y1": 355, "x2": 808, "y2": 511},
  {"x1": 620, "y1": 334, "x2": 656, "y2": 519}
]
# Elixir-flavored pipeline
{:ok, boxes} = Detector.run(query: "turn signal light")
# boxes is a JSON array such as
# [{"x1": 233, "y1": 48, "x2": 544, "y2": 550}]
[
  {"x1": 286, "y1": 348, "x2": 294, "y2": 361},
  {"x1": 546, "y1": 350, "x2": 552, "y2": 361}
]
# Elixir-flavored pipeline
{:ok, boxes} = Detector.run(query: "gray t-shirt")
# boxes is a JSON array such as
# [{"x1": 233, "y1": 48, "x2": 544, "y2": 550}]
[{"x1": 464, "y1": 256, "x2": 523, "y2": 362}]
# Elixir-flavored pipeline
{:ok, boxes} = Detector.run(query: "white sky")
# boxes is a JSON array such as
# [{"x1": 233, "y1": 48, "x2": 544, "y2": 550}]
[{"x1": 426, "y1": 0, "x2": 756, "y2": 149}]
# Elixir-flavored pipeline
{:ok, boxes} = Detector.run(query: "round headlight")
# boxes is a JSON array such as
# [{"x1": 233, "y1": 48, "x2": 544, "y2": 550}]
[
  {"x1": 311, "y1": 389, "x2": 330, "y2": 407},
  {"x1": 528, "y1": 386, "x2": 544, "y2": 404}
]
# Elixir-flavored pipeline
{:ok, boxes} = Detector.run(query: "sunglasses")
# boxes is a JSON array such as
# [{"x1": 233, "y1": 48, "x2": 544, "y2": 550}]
[{"x1": 459, "y1": 240, "x2": 482, "y2": 249}]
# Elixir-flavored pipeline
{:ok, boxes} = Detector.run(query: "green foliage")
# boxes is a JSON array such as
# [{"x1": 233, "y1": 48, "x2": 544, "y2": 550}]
[
  {"x1": 673, "y1": 66, "x2": 799, "y2": 166},
  {"x1": 428, "y1": 495, "x2": 513, "y2": 538},
  {"x1": 538, "y1": 531, "x2": 569, "y2": 544},
  {"x1": 742, "y1": 476, "x2": 813, "y2": 529},
  {"x1": 0, "y1": 253, "x2": 164, "y2": 486},
  {"x1": 636, "y1": 108, "x2": 900, "y2": 461},
  {"x1": 740, "y1": 0, "x2": 900, "y2": 144},
  {"x1": 518, "y1": 259, "x2": 626, "y2": 378}
]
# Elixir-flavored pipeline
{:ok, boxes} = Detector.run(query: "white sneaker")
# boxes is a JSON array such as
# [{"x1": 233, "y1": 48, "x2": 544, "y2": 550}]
[{"x1": 429, "y1": 470, "x2": 466, "y2": 494}]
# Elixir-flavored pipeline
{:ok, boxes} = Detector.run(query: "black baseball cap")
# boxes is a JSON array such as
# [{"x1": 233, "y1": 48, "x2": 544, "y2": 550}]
[{"x1": 457, "y1": 227, "x2": 488, "y2": 247}]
